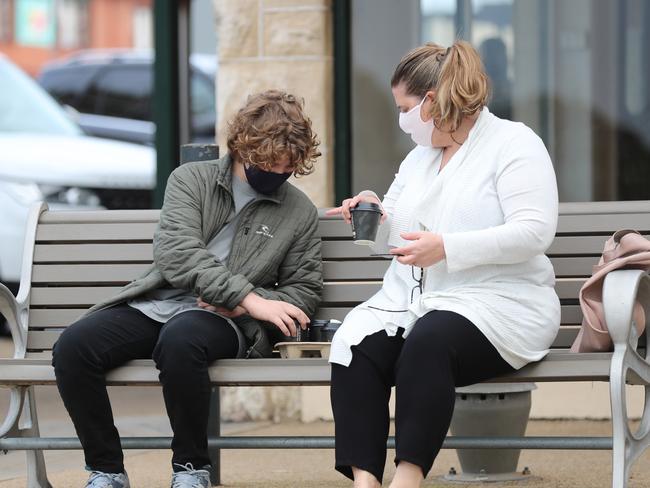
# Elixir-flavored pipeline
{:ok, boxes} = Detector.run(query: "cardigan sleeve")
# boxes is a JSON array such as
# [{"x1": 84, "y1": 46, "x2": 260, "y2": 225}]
[
  {"x1": 361, "y1": 146, "x2": 426, "y2": 253},
  {"x1": 442, "y1": 130, "x2": 559, "y2": 273}
]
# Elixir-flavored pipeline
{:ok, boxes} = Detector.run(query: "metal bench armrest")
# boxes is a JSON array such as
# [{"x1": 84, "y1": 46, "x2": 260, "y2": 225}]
[
  {"x1": 0, "y1": 282, "x2": 27, "y2": 358},
  {"x1": 603, "y1": 269, "x2": 650, "y2": 359}
]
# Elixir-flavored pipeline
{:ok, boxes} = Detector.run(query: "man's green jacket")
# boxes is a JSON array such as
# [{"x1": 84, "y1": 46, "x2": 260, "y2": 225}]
[{"x1": 88, "y1": 154, "x2": 323, "y2": 358}]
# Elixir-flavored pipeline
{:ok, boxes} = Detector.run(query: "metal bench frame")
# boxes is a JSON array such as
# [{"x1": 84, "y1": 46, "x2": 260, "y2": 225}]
[{"x1": 1, "y1": 201, "x2": 649, "y2": 488}]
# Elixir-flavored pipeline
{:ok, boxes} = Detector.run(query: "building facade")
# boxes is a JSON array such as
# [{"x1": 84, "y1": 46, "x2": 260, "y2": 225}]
[{"x1": 0, "y1": 0, "x2": 153, "y2": 76}]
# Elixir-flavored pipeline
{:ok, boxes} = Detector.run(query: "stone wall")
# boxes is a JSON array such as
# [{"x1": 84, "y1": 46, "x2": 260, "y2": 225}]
[
  {"x1": 213, "y1": 0, "x2": 333, "y2": 208},
  {"x1": 213, "y1": 0, "x2": 334, "y2": 422}
]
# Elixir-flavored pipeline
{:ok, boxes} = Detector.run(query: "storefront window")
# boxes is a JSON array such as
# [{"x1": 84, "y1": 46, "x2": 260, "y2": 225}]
[
  {"x1": 57, "y1": 0, "x2": 89, "y2": 49},
  {"x1": 420, "y1": 0, "x2": 650, "y2": 202}
]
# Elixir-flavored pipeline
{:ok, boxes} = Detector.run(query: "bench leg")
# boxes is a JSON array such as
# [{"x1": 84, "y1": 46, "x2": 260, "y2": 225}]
[
  {"x1": 609, "y1": 349, "x2": 650, "y2": 488},
  {"x1": 610, "y1": 352, "x2": 632, "y2": 488},
  {"x1": 22, "y1": 387, "x2": 53, "y2": 488},
  {"x1": 0, "y1": 386, "x2": 25, "y2": 438},
  {"x1": 604, "y1": 270, "x2": 650, "y2": 488},
  {"x1": 207, "y1": 386, "x2": 221, "y2": 486}
]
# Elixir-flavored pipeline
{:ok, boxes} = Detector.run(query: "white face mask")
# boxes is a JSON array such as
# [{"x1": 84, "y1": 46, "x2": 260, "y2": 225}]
[{"x1": 398, "y1": 96, "x2": 434, "y2": 147}]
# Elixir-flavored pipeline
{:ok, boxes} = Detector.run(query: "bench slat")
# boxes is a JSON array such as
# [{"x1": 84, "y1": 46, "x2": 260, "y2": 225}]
[
  {"x1": 26, "y1": 307, "x2": 358, "y2": 328},
  {"x1": 33, "y1": 237, "x2": 635, "y2": 265},
  {"x1": 29, "y1": 279, "x2": 585, "y2": 308},
  {"x1": 36, "y1": 223, "x2": 158, "y2": 242},
  {"x1": 32, "y1": 242, "x2": 377, "y2": 262},
  {"x1": 34, "y1": 243, "x2": 154, "y2": 262},
  {"x1": 25, "y1": 324, "x2": 584, "y2": 351},
  {"x1": 35, "y1": 220, "x2": 353, "y2": 241},
  {"x1": 28, "y1": 283, "x2": 386, "y2": 306},
  {"x1": 321, "y1": 215, "x2": 650, "y2": 236},
  {"x1": 30, "y1": 258, "x2": 599, "y2": 286},
  {"x1": 37, "y1": 213, "x2": 650, "y2": 241},
  {"x1": 0, "y1": 351, "x2": 633, "y2": 386},
  {"x1": 27, "y1": 304, "x2": 583, "y2": 328},
  {"x1": 32, "y1": 264, "x2": 151, "y2": 284},
  {"x1": 31, "y1": 261, "x2": 391, "y2": 283},
  {"x1": 39, "y1": 209, "x2": 160, "y2": 223},
  {"x1": 556, "y1": 213, "x2": 650, "y2": 233}
]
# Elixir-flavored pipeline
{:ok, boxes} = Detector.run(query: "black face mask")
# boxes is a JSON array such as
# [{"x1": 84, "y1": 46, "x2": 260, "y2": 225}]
[{"x1": 244, "y1": 164, "x2": 292, "y2": 194}]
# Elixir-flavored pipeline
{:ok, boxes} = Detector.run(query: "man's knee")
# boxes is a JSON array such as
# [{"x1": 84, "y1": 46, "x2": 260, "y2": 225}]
[
  {"x1": 52, "y1": 321, "x2": 95, "y2": 371},
  {"x1": 153, "y1": 323, "x2": 203, "y2": 369}
]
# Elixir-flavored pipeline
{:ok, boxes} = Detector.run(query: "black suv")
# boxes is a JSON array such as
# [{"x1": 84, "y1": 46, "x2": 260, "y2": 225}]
[{"x1": 38, "y1": 50, "x2": 217, "y2": 145}]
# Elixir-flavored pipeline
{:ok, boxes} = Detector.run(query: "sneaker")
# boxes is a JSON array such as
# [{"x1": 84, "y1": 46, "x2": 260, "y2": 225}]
[
  {"x1": 171, "y1": 463, "x2": 210, "y2": 488},
  {"x1": 85, "y1": 470, "x2": 130, "y2": 488}
]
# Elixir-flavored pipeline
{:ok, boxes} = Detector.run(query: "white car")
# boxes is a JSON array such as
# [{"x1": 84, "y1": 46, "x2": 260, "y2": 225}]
[{"x1": 0, "y1": 55, "x2": 155, "y2": 295}]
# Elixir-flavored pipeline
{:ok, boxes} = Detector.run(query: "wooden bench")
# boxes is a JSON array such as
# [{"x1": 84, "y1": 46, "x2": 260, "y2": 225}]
[{"x1": 1, "y1": 201, "x2": 649, "y2": 488}]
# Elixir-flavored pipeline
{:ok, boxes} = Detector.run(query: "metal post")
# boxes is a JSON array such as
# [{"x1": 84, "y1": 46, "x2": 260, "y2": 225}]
[
  {"x1": 207, "y1": 387, "x2": 221, "y2": 486},
  {"x1": 333, "y1": 0, "x2": 351, "y2": 205},
  {"x1": 153, "y1": 0, "x2": 191, "y2": 208}
]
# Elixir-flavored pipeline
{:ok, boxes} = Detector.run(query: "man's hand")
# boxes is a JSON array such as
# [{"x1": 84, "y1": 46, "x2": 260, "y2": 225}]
[
  {"x1": 197, "y1": 297, "x2": 247, "y2": 318},
  {"x1": 240, "y1": 293, "x2": 309, "y2": 337}
]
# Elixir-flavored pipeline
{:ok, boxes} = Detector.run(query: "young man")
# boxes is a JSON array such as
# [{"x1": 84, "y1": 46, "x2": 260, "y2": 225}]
[{"x1": 53, "y1": 90, "x2": 323, "y2": 488}]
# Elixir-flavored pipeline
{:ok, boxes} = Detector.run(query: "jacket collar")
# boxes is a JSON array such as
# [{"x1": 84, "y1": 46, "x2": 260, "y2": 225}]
[{"x1": 215, "y1": 153, "x2": 286, "y2": 204}]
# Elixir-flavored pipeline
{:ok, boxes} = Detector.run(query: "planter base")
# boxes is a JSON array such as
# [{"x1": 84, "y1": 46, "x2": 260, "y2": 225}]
[{"x1": 441, "y1": 471, "x2": 537, "y2": 483}]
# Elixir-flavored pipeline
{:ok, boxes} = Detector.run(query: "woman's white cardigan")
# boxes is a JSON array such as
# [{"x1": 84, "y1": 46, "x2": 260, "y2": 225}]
[{"x1": 329, "y1": 107, "x2": 561, "y2": 369}]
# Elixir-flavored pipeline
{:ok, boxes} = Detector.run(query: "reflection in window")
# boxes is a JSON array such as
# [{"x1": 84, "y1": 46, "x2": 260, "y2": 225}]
[
  {"x1": 472, "y1": 0, "x2": 513, "y2": 120},
  {"x1": 191, "y1": 73, "x2": 215, "y2": 117},
  {"x1": 421, "y1": 0, "x2": 456, "y2": 46},
  {"x1": 625, "y1": 0, "x2": 647, "y2": 117}
]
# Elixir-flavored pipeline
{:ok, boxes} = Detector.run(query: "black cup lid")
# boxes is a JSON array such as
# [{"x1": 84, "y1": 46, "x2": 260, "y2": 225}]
[{"x1": 351, "y1": 202, "x2": 382, "y2": 213}]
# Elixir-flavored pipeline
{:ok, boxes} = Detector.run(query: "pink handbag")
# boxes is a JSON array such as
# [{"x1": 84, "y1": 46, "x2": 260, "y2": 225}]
[{"x1": 570, "y1": 229, "x2": 650, "y2": 353}]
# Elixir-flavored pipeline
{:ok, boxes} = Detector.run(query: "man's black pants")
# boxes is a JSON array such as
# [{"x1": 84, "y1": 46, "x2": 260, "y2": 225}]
[{"x1": 52, "y1": 304, "x2": 240, "y2": 474}]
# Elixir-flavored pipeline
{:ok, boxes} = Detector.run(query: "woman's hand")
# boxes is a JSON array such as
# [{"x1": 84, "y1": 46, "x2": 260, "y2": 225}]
[
  {"x1": 240, "y1": 293, "x2": 309, "y2": 337},
  {"x1": 391, "y1": 232, "x2": 446, "y2": 268},
  {"x1": 325, "y1": 193, "x2": 386, "y2": 224},
  {"x1": 197, "y1": 297, "x2": 247, "y2": 318}
]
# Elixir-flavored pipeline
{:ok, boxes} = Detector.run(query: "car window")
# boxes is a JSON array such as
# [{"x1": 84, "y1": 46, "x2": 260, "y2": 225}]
[
  {"x1": 92, "y1": 65, "x2": 153, "y2": 121},
  {"x1": 39, "y1": 65, "x2": 100, "y2": 113},
  {"x1": 0, "y1": 58, "x2": 82, "y2": 136}
]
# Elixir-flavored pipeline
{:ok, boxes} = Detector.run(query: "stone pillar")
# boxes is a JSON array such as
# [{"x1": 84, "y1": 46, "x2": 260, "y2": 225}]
[
  {"x1": 213, "y1": 0, "x2": 334, "y2": 422},
  {"x1": 213, "y1": 0, "x2": 334, "y2": 207}
]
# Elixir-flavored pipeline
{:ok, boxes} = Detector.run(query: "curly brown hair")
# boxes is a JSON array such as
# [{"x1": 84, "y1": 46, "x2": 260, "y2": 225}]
[{"x1": 226, "y1": 90, "x2": 321, "y2": 176}]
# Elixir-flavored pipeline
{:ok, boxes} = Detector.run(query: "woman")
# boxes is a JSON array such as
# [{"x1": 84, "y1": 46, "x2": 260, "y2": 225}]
[
  {"x1": 52, "y1": 90, "x2": 323, "y2": 488},
  {"x1": 327, "y1": 41, "x2": 560, "y2": 488}
]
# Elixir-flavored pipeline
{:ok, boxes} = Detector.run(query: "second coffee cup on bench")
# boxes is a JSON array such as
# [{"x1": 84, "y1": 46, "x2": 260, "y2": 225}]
[{"x1": 350, "y1": 202, "x2": 382, "y2": 245}]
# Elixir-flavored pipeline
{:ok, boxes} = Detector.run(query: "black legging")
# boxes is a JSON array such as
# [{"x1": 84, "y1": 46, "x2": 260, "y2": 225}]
[
  {"x1": 330, "y1": 310, "x2": 515, "y2": 483},
  {"x1": 52, "y1": 304, "x2": 240, "y2": 474}
]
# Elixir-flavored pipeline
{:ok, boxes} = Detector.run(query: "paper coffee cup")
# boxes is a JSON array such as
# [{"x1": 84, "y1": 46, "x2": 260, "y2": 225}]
[{"x1": 350, "y1": 202, "x2": 382, "y2": 245}]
